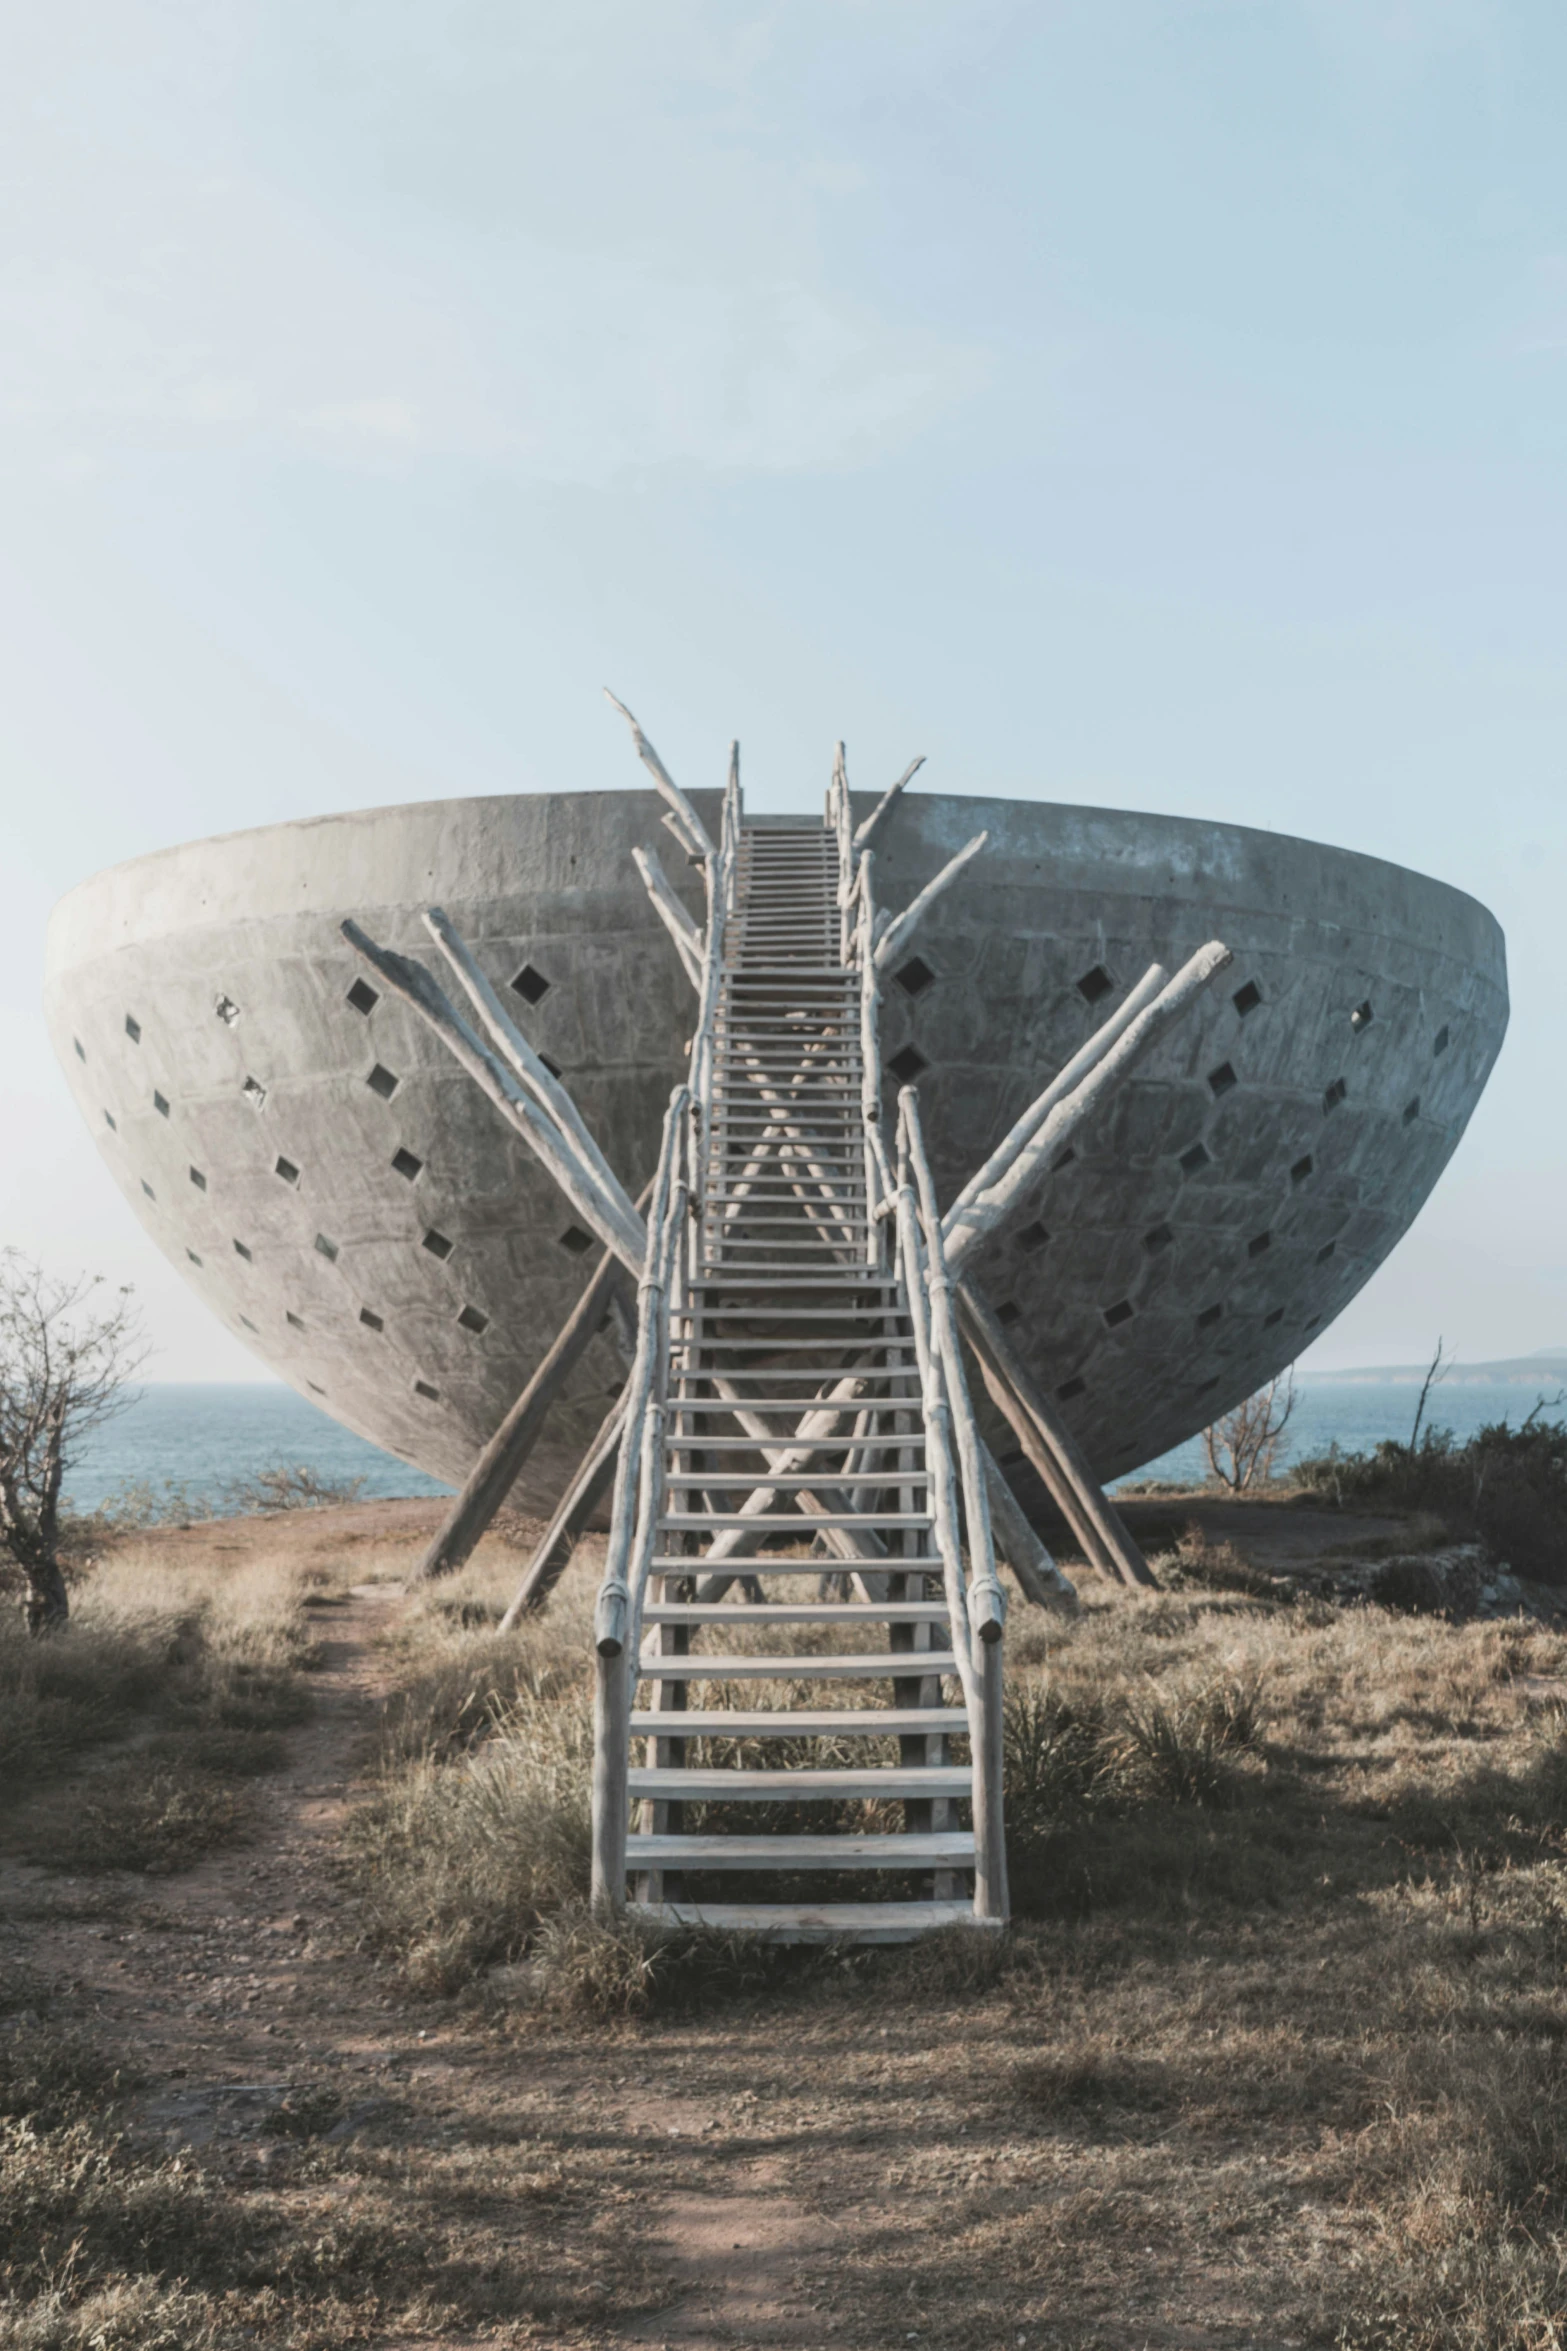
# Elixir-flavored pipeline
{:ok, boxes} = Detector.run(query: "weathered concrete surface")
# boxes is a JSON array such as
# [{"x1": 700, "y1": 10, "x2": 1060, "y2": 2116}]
[{"x1": 44, "y1": 787, "x2": 1507, "y2": 1501}]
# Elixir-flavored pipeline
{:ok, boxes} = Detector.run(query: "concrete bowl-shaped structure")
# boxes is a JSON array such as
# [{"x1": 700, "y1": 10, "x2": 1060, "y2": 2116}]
[{"x1": 44, "y1": 788, "x2": 1507, "y2": 1509}]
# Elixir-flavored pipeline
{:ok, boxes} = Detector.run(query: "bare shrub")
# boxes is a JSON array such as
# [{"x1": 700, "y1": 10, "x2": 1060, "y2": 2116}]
[
  {"x1": 1201, "y1": 1368, "x2": 1296, "y2": 1492},
  {"x1": 219, "y1": 1463, "x2": 367, "y2": 1515}
]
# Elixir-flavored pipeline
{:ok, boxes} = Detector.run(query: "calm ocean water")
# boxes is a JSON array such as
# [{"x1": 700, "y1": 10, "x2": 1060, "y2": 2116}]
[{"x1": 60, "y1": 1375, "x2": 1567, "y2": 1518}]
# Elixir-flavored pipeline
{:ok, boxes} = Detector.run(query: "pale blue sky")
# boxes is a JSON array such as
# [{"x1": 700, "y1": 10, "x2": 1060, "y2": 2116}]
[{"x1": 3, "y1": 1, "x2": 1564, "y2": 1377}]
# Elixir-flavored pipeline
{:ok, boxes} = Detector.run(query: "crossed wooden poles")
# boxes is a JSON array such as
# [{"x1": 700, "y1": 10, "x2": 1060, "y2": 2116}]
[{"x1": 342, "y1": 700, "x2": 1232, "y2": 1615}]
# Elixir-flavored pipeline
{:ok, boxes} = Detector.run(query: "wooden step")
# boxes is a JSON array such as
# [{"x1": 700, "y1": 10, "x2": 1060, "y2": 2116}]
[
  {"x1": 636, "y1": 1651, "x2": 958, "y2": 1680},
  {"x1": 630, "y1": 1707, "x2": 967, "y2": 1736},
  {"x1": 642, "y1": 1602, "x2": 949, "y2": 1624},
  {"x1": 625, "y1": 1831, "x2": 974, "y2": 1869},
  {"x1": 625, "y1": 1899, "x2": 990, "y2": 1944},
  {"x1": 646, "y1": 1556, "x2": 948, "y2": 1573},
  {"x1": 627, "y1": 1766, "x2": 970, "y2": 1800}
]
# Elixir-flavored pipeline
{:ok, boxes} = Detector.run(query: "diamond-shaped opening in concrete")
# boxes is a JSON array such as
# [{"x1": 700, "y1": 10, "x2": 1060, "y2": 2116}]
[
  {"x1": 606, "y1": 1379, "x2": 626, "y2": 1399},
  {"x1": 73, "y1": 1037, "x2": 86, "y2": 1062},
  {"x1": 1180, "y1": 1143, "x2": 1211, "y2": 1175},
  {"x1": 241, "y1": 1076, "x2": 266, "y2": 1111},
  {"x1": 215, "y1": 994, "x2": 240, "y2": 1026},
  {"x1": 240, "y1": 1315, "x2": 258, "y2": 1333},
  {"x1": 1144, "y1": 1222, "x2": 1173, "y2": 1254},
  {"x1": 1248, "y1": 1231, "x2": 1271, "y2": 1258},
  {"x1": 307, "y1": 1382, "x2": 327, "y2": 1397},
  {"x1": 1433, "y1": 1025, "x2": 1450, "y2": 1055},
  {"x1": 1057, "y1": 1377, "x2": 1087, "y2": 1401},
  {"x1": 557, "y1": 1225, "x2": 594, "y2": 1257},
  {"x1": 367, "y1": 1064, "x2": 399, "y2": 1100},
  {"x1": 1195, "y1": 1375, "x2": 1220, "y2": 1396},
  {"x1": 887, "y1": 1043, "x2": 928, "y2": 1084},
  {"x1": 1076, "y1": 963, "x2": 1114, "y2": 1004},
  {"x1": 1052, "y1": 1145, "x2": 1077, "y2": 1172},
  {"x1": 125, "y1": 1014, "x2": 141, "y2": 1043},
  {"x1": 1304, "y1": 1314, "x2": 1321, "y2": 1331},
  {"x1": 141, "y1": 1180, "x2": 155, "y2": 1201},
  {"x1": 1350, "y1": 1000, "x2": 1373, "y2": 1033},
  {"x1": 1197, "y1": 1302, "x2": 1223, "y2": 1329},
  {"x1": 314, "y1": 1233, "x2": 339, "y2": 1263},
  {"x1": 154, "y1": 1092, "x2": 169, "y2": 1117},
  {"x1": 414, "y1": 1379, "x2": 440, "y2": 1401},
  {"x1": 275, "y1": 1156, "x2": 300, "y2": 1185},
  {"x1": 1323, "y1": 1078, "x2": 1347, "y2": 1112},
  {"x1": 1232, "y1": 980, "x2": 1263, "y2": 1018},
  {"x1": 186, "y1": 1249, "x2": 202, "y2": 1267},
  {"x1": 539, "y1": 1053, "x2": 563, "y2": 1080},
  {"x1": 458, "y1": 1304, "x2": 490, "y2": 1334},
  {"x1": 189, "y1": 1166, "x2": 206, "y2": 1191},
  {"x1": 347, "y1": 978, "x2": 379, "y2": 1016},
  {"x1": 1316, "y1": 1240, "x2": 1336, "y2": 1263},
  {"x1": 1403, "y1": 1096, "x2": 1421, "y2": 1124},
  {"x1": 422, "y1": 1228, "x2": 454, "y2": 1261},
  {"x1": 103, "y1": 1109, "x2": 116, "y2": 1130},
  {"x1": 1263, "y1": 1306, "x2": 1285, "y2": 1327},
  {"x1": 1104, "y1": 1300, "x2": 1134, "y2": 1328},
  {"x1": 996, "y1": 1300, "x2": 1022, "y2": 1327},
  {"x1": 1207, "y1": 1061, "x2": 1238, "y2": 1097},
  {"x1": 511, "y1": 963, "x2": 550, "y2": 1005},
  {"x1": 233, "y1": 1239, "x2": 251, "y2": 1261},
  {"x1": 895, "y1": 955, "x2": 935, "y2": 998},
  {"x1": 1018, "y1": 1220, "x2": 1050, "y2": 1253},
  {"x1": 286, "y1": 1311, "x2": 305, "y2": 1330},
  {"x1": 360, "y1": 1307, "x2": 384, "y2": 1333},
  {"x1": 1290, "y1": 1153, "x2": 1314, "y2": 1184},
  {"x1": 392, "y1": 1148, "x2": 423, "y2": 1180}
]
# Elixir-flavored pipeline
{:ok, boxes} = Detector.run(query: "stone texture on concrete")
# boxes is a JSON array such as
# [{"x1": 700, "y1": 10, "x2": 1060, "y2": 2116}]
[{"x1": 44, "y1": 786, "x2": 1507, "y2": 1503}]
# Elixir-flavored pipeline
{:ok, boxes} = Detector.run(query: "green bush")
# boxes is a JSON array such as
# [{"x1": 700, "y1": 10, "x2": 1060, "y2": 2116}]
[{"x1": 1297, "y1": 1414, "x2": 1567, "y2": 1583}]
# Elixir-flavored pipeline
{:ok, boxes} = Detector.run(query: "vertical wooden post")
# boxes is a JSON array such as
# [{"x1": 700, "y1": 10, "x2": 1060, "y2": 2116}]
[{"x1": 970, "y1": 1633, "x2": 1008, "y2": 1923}]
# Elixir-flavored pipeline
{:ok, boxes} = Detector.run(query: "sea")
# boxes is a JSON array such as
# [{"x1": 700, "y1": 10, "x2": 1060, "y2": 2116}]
[{"x1": 59, "y1": 1372, "x2": 1567, "y2": 1518}]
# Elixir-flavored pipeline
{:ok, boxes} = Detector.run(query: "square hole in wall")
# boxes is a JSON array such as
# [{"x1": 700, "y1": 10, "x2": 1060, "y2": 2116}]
[
  {"x1": 1350, "y1": 1000, "x2": 1374, "y2": 1032},
  {"x1": 1144, "y1": 1222, "x2": 1174, "y2": 1254},
  {"x1": 1076, "y1": 963, "x2": 1114, "y2": 1003},
  {"x1": 1180, "y1": 1143, "x2": 1211, "y2": 1175},
  {"x1": 1197, "y1": 1302, "x2": 1223, "y2": 1329},
  {"x1": 125, "y1": 1014, "x2": 141, "y2": 1044},
  {"x1": 1323, "y1": 1078, "x2": 1347, "y2": 1112},
  {"x1": 367, "y1": 1064, "x2": 399, "y2": 1100},
  {"x1": 895, "y1": 955, "x2": 935, "y2": 997},
  {"x1": 1018, "y1": 1219, "x2": 1050, "y2": 1252},
  {"x1": 240, "y1": 1315, "x2": 258, "y2": 1333},
  {"x1": 153, "y1": 1092, "x2": 169, "y2": 1118},
  {"x1": 1103, "y1": 1299, "x2": 1134, "y2": 1328},
  {"x1": 539, "y1": 1054, "x2": 563, "y2": 1080},
  {"x1": 1057, "y1": 1377, "x2": 1087, "y2": 1401},
  {"x1": 557, "y1": 1225, "x2": 593, "y2": 1257},
  {"x1": 1207, "y1": 1061, "x2": 1238, "y2": 1097},
  {"x1": 1403, "y1": 1096, "x2": 1421, "y2": 1124},
  {"x1": 1434, "y1": 1024, "x2": 1450, "y2": 1055},
  {"x1": 347, "y1": 978, "x2": 379, "y2": 1016},
  {"x1": 314, "y1": 1233, "x2": 339, "y2": 1262},
  {"x1": 887, "y1": 1043, "x2": 928, "y2": 1084},
  {"x1": 189, "y1": 1166, "x2": 206, "y2": 1191},
  {"x1": 359, "y1": 1307, "x2": 384, "y2": 1333},
  {"x1": 996, "y1": 1300, "x2": 1022, "y2": 1327},
  {"x1": 286, "y1": 1311, "x2": 305, "y2": 1330},
  {"x1": 103, "y1": 1109, "x2": 116, "y2": 1130},
  {"x1": 458, "y1": 1304, "x2": 490, "y2": 1334},
  {"x1": 422, "y1": 1229, "x2": 454, "y2": 1260},
  {"x1": 141, "y1": 1179, "x2": 155, "y2": 1201},
  {"x1": 215, "y1": 994, "x2": 240, "y2": 1026},
  {"x1": 392, "y1": 1148, "x2": 423, "y2": 1180},
  {"x1": 511, "y1": 963, "x2": 550, "y2": 1005},
  {"x1": 1232, "y1": 980, "x2": 1263, "y2": 1017},
  {"x1": 275, "y1": 1156, "x2": 300, "y2": 1185},
  {"x1": 233, "y1": 1239, "x2": 251, "y2": 1261},
  {"x1": 241, "y1": 1076, "x2": 266, "y2": 1111},
  {"x1": 414, "y1": 1378, "x2": 440, "y2": 1401},
  {"x1": 1263, "y1": 1305, "x2": 1285, "y2": 1327},
  {"x1": 186, "y1": 1249, "x2": 202, "y2": 1267},
  {"x1": 1248, "y1": 1231, "x2": 1272, "y2": 1257},
  {"x1": 1290, "y1": 1154, "x2": 1314, "y2": 1184},
  {"x1": 1316, "y1": 1240, "x2": 1337, "y2": 1263}
]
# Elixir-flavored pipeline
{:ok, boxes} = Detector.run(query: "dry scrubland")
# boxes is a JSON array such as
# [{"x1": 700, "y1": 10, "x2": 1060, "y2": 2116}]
[{"x1": 4, "y1": 1503, "x2": 1567, "y2": 2348}]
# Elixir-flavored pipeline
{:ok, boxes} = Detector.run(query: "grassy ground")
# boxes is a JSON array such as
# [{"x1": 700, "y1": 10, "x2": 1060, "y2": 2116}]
[{"x1": 5, "y1": 1500, "x2": 1567, "y2": 2346}]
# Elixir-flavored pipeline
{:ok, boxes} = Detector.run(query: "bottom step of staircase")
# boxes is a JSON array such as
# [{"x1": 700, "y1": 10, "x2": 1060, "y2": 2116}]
[{"x1": 627, "y1": 1899, "x2": 997, "y2": 1945}]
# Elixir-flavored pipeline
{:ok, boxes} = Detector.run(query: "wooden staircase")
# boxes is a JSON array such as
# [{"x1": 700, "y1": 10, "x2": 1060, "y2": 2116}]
[{"x1": 590, "y1": 801, "x2": 1008, "y2": 1942}]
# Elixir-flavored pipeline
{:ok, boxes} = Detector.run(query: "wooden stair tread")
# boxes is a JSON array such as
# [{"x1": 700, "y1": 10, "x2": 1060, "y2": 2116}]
[
  {"x1": 626, "y1": 1901, "x2": 990, "y2": 1944},
  {"x1": 642, "y1": 1602, "x2": 950, "y2": 1623},
  {"x1": 626, "y1": 1830, "x2": 975, "y2": 1867},
  {"x1": 627, "y1": 1766, "x2": 970, "y2": 1798},
  {"x1": 630, "y1": 1707, "x2": 967, "y2": 1735},
  {"x1": 636, "y1": 1651, "x2": 959, "y2": 1680}
]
